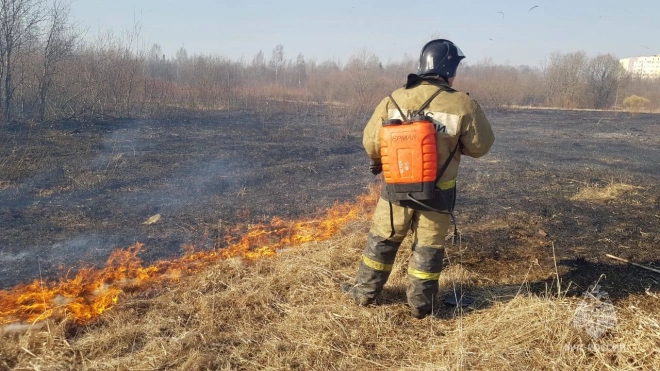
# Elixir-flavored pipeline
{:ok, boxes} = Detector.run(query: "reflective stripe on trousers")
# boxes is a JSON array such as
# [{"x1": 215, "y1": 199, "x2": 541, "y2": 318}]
[{"x1": 350, "y1": 198, "x2": 449, "y2": 311}]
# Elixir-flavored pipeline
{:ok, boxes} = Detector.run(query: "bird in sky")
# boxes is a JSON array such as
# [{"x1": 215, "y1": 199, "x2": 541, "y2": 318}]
[
  {"x1": 497, "y1": 11, "x2": 504, "y2": 18},
  {"x1": 529, "y1": 5, "x2": 539, "y2": 11}
]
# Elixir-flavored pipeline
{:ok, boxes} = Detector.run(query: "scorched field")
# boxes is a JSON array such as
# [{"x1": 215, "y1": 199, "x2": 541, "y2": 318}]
[{"x1": 1, "y1": 104, "x2": 659, "y2": 370}]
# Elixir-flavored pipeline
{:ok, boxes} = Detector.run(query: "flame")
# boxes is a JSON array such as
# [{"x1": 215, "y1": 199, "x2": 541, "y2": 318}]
[{"x1": 0, "y1": 187, "x2": 378, "y2": 326}]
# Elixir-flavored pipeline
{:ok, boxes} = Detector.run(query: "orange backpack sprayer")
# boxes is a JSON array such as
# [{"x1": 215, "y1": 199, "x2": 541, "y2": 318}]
[
  {"x1": 380, "y1": 116, "x2": 437, "y2": 201},
  {"x1": 380, "y1": 87, "x2": 461, "y2": 244},
  {"x1": 379, "y1": 87, "x2": 458, "y2": 203}
]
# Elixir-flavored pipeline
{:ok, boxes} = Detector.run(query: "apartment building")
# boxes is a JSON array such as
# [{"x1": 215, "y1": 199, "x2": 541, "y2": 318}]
[{"x1": 619, "y1": 55, "x2": 660, "y2": 78}]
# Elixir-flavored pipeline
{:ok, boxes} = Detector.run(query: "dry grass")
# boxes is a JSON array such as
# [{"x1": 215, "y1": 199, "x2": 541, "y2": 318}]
[
  {"x1": 570, "y1": 181, "x2": 642, "y2": 202},
  {"x1": 1, "y1": 219, "x2": 659, "y2": 370}
]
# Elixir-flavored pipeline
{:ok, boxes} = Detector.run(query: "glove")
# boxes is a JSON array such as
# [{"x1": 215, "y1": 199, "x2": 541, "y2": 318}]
[{"x1": 369, "y1": 161, "x2": 382, "y2": 175}]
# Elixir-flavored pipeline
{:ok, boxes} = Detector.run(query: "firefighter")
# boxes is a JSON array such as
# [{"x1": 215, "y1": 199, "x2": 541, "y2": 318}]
[{"x1": 342, "y1": 39, "x2": 495, "y2": 319}]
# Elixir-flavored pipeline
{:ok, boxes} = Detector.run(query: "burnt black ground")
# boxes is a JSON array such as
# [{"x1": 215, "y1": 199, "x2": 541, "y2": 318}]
[
  {"x1": 0, "y1": 103, "x2": 373, "y2": 288},
  {"x1": 1, "y1": 105, "x2": 659, "y2": 300},
  {"x1": 456, "y1": 109, "x2": 660, "y2": 300}
]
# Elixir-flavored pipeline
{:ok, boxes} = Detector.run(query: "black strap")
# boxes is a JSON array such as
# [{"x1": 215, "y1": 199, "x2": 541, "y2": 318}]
[
  {"x1": 400, "y1": 85, "x2": 461, "y2": 245},
  {"x1": 388, "y1": 201, "x2": 396, "y2": 238},
  {"x1": 388, "y1": 86, "x2": 449, "y2": 121},
  {"x1": 404, "y1": 193, "x2": 459, "y2": 245},
  {"x1": 387, "y1": 86, "x2": 459, "y2": 184},
  {"x1": 388, "y1": 94, "x2": 407, "y2": 121},
  {"x1": 415, "y1": 87, "x2": 446, "y2": 115},
  {"x1": 436, "y1": 140, "x2": 460, "y2": 184}
]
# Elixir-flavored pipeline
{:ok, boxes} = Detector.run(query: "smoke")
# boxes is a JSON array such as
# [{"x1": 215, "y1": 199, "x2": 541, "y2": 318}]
[
  {"x1": 0, "y1": 233, "x2": 129, "y2": 289},
  {"x1": 1, "y1": 112, "x2": 368, "y2": 289},
  {"x1": 0, "y1": 251, "x2": 29, "y2": 263},
  {"x1": 90, "y1": 120, "x2": 150, "y2": 171},
  {"x1": 154, "y1": 158, "x2": 241, "y2": 214},
  {"x1": 88, "y1": 120, "x2": 254, "y2": 214},
  {"x1": 46, "y1": 233, "x2": 124, "y2": 263}
]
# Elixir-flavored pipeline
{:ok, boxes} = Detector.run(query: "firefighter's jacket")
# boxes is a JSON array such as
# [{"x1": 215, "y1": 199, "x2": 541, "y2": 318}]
[{"x1": 363, "y1": 79, "x2": 494, "y2": 188}]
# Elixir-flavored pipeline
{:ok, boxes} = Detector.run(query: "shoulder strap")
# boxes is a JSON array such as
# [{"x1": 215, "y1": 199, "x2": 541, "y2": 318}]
[
  {"x1": 388, "y1": 85, "x2": 451, "y2": 121},
  {"x1": 420, "y1": 86, "x2": 458, "y2": 184},
  {"x1": 415, "y1": 87, "x2": 446, "y2": 114},
  {"x1": 436, "y1": 140, "x2": 460, "y2": 184},
  {"x1": 388, "y1": 86, "x2": 458, "y2": 183},
  {"x1": 388, "y1": 94, "x2": 407, "y2": 121},
  {"x1": 413, "y1": 86, "x2": 459, "y2": 183}
]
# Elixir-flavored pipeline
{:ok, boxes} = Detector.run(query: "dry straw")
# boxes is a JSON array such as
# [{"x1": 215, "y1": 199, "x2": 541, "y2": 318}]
[
  {"x1": 1, "y1": 218, "x2": 659, "y2": 370},
  {"x1": 570, "y1": 181, "x2": 641, "y2": 202}
]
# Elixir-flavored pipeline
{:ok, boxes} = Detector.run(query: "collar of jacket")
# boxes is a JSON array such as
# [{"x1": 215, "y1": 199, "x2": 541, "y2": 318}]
[{"x1": 404, "y1": 74, "x2": 451, "y2": 89}]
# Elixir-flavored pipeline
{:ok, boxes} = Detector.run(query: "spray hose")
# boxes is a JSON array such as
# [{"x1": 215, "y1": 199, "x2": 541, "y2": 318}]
[{"x1": 405, "y1": 193, "x2": 459, "y2": 245}]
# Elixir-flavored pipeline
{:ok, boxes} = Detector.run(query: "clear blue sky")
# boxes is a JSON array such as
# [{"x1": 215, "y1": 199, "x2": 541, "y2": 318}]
[{"x1": 69, "y1": 0, "x2": 660, "y2": 67}]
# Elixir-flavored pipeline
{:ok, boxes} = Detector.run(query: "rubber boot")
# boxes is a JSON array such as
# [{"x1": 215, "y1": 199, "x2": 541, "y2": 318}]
[
  {"x1": 406, "y1": 245, "x2": 444, "y2": 318},
  {"x1": 343, "y1": 233, "x2": 401, "y2": 305}
]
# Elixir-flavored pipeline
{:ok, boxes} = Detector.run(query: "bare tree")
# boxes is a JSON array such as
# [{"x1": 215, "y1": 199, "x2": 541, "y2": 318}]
[
  {"x1": 175, "y1": 46, "x2": 188, "y2": 81},
  {"x1": 37, "y1": 0, "x2": 76, "y2": 121},
  {"x1": 251, "y1": 50, "x2": 264, "y2": 70},
  {"x1": 544, "y1": 51, "x2": 588, "y2": 108},
  {"x1": 247, "y1": 50, "x2": 266, "y2": 86},
  {"x1": 585, "y1": 54, "x2": 623, "y2": 109},
  {"x1": 295, "y1": 53, "x2": 306, "y2": 86},
  {"x1": 0, "y1": 13, "x2": 658, "y2": 123},
  {"x1": 146, "y1": 43, "x2": 163, "y2": 75},
  {"x1": 110, "y1": 23, "x2": 144, "y2": 117},
  {"x1": 0, "y1": 0, "x2": 44, "y2": 121},
  {"x1": 142, "y1": 43, "x2": 168, "y2": 111},
  {"x1": 269, "y1": 44, "x2": 284, "y2": 84},
  {"x1": 345, "y1": 49, "x2": 382, "y2": 106}
]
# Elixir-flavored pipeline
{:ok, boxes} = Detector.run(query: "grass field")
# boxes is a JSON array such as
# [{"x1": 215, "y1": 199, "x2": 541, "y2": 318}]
[{"x1": 1, "y1": 106, "x2": 659, "y2": 369}]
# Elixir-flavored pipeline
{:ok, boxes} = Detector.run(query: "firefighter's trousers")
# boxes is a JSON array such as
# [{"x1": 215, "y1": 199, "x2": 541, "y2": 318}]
[{"x1": 349, "y1": 197, "x2": 450, "y2": 317}]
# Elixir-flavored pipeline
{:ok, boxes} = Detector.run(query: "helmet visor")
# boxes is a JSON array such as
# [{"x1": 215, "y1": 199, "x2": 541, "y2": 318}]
[{"x1": 455, "y1": 45, "x2": 465, "y2": 58}]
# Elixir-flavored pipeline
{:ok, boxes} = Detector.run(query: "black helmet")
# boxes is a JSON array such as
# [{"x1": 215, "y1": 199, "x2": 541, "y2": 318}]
[{"x1": 416, "y1": 39, "x2": 465, "y2": 78}]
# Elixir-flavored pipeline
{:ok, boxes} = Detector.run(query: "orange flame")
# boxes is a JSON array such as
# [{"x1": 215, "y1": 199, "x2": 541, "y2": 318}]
[{"x1": 0, "y1": 188, "x2": 378, "y2": 326}]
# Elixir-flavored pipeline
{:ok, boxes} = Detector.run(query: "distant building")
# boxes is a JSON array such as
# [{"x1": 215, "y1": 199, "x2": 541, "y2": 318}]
[{"x1": 620, "y1": 55, "x2": 660, "y2": 79}]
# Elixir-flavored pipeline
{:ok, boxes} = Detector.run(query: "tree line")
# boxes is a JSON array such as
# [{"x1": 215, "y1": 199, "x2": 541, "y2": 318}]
[{"x1": 2, "y1": 0, "x2": 659, "y2": 123}]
